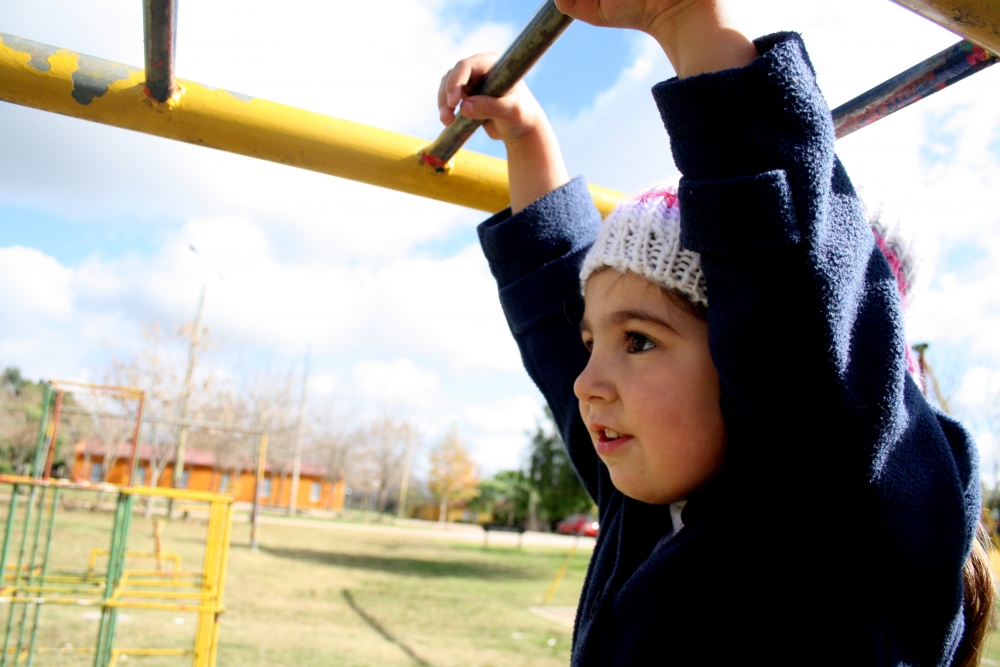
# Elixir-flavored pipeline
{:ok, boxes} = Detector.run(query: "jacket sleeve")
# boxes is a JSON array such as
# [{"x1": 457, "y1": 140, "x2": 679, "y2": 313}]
[
  {"x1": 657, "y1": 32, "x2": 978, "y2": 658},
  {"x1": 477, "y1": 177, "x2": 608, "y2": 505}
]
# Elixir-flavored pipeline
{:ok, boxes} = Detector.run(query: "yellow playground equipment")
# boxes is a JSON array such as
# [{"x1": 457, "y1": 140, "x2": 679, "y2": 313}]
[{"x1": 0, "y1": 381, "x2": 234, "y2": 667}]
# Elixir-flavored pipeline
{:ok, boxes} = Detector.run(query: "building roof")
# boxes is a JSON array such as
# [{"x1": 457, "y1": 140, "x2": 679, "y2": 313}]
[{"x1": 74, "y1": 440, "x2": 330, "y2": 477}]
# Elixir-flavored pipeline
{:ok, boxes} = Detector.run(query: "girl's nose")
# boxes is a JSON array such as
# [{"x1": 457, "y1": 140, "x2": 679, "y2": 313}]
[{"x1": 573, "y1": 352, "x2": 617, "y2": 404}]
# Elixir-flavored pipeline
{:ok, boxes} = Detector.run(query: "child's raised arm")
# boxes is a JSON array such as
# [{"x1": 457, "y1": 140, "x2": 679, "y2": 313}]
[
  {"x1": 438, "y1": 53, "x2": 569, "y2": 212},
  {"x1": 556, "y1": 0, "x2": 758, "y2": 77}
]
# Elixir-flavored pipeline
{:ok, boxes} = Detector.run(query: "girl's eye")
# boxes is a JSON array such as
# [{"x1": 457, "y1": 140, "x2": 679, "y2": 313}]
[
  {"x1": 627, "y1": 332, "x2": 655, "y2": 353},
  {"x1": 581, "y1": 337, "x2": 594, "y2": 353}
]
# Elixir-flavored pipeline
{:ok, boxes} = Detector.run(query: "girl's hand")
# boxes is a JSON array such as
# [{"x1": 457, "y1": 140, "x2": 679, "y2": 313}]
[
  {"x1": 555, "y1": 0, "x2": 756, "y2": 78},
  {"x1": 438, "y1": 53, "x2": 569, "y2": 213},
  {"x1": 437, "y1": 53, "x2": 546, "y2": 145},
  {"x1": 554, "y1": 0, "x2": 698, "y2": 34}
]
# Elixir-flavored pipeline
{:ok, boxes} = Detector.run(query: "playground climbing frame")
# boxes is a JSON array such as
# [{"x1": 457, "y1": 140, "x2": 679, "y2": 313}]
[
  {"x1": 0, "y1": 379, "x2": 234, "y2": 667},
  {"x1": 0, "y1": 478, "x2": 234, "y2": 667}
]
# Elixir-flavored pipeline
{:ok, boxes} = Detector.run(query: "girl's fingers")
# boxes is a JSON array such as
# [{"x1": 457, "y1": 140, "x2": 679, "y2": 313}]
[
  {"x1": 444, "y1": 60, "x2": 474, "y2": 109},
  {"x1": 441, "y1": 54, "x2": 500, "y2": 107},
  {"x1": 460, "y1": 93, "x2": 531, "y2": 133}
]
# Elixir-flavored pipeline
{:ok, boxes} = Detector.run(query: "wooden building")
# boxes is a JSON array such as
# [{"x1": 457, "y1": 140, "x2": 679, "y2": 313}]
[{"x1": 71, "y1": 440, "x2": 345, "y2": 511}]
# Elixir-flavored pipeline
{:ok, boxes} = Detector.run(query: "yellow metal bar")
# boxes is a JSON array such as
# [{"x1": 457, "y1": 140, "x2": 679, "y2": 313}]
[
  {"x1": 0, "y1": 33, "x2": 624, "y2": 216},
  {"x1": 120, "y1": 486, "x2": 232, "y2": 503},
  {"x1": 47, "y1": 380, "x2": 144, "y2": 399},
  {"x1": 195, "y1": 500, "x2": 223, "y2": 667},
  {"x1": 208, "y1": 501, "x2": 234, "y2": 667},
  {"x1": 104, "y1": 601, "x2": 223, "y2": 612},
  {"x1": 107, "y1": 648, "x2": 192, "y2": 667},
  {"x1": 0, "y1": 597, "x2": 221, "y2": 612},
  {"x1": 110, "y1": 591, "x2": 213, "y2": 600},
  {"x1": 111, "y1": 576, "x2": 201, "y2": 585},
  {"x1": 89, "y1": 550, "x2": 182, "y2": 575},
  {"x1": 891, "y1": 0, "x2": 1000, "y2": 53}
]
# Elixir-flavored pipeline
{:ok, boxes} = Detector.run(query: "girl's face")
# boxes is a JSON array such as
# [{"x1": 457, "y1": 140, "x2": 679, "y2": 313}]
[{"x1": 575, "y1": 270, "x2": 726, "y2": 505}]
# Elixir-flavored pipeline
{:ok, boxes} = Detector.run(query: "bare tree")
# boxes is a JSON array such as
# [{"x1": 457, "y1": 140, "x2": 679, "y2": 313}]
[
  {"x1": 104, "y1": 325, "x2": 185, "y2": 514},
  {"x1": 359, "y1": 415, "x2": 419, "y2": 514}
]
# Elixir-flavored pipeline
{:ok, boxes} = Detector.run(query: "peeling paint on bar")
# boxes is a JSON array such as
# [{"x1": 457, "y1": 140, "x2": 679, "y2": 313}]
[
  {"x1": 70, "y1": 55, "x2": 138, "y2": 105},
  {"x1": 832, "y1": 39, "x2": 998, "y2": 139},
  {"x1": 0, "y1": 35, "x2": 57, "y2": 72},
  {"x1": 0, "y1": 32, "x2": 624, "y2": 216}
]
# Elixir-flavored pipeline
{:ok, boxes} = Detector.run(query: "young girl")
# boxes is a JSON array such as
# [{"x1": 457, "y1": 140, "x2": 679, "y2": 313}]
[{"x1": 438, "y1": 1, "x2": 993, "y2": 664}]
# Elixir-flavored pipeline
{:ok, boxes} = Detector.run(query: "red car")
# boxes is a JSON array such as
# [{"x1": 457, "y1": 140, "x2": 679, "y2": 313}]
[{"x1": 556, "y1": 514, "x2": 599, "y2": 537}]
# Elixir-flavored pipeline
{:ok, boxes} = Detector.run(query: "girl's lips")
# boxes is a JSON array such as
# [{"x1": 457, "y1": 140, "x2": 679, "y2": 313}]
[{"x1": 595, "y1": 432, "x2": 633, "y2": 456}]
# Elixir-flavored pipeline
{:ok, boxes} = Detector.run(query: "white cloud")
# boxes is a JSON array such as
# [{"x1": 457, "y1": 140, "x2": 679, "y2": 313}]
[
  {"x1": 0, "y1": 247, "x2": 73, "y2": 324},
  {"x1": 352, "y1": 358, "x2": 442, "y2": 409},
  {"x1": 457, "y1": 394, "x2": 544, "y2": 473},
  {"x1": 309, "y1": 373, "x2": 340, "y2": 398}
]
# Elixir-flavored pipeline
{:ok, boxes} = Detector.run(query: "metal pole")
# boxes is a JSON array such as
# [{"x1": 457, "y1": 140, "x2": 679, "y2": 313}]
[
  {"x1": 59, "y1": 405, "x2": 274, "y2": 435},
  {"x1": 250, "y1": 433, "x2": 268, "y2": 552},
  {"x1": 3, "y1": 486, "x2": 38, "y2": 667},
  {"x1": 24, "y1": 488, "x2": 57, "y2": 667},
  {"x1": 126, "y1": 393, "x2": 147, "y2": 487},
  {"x1": 30, "y1": 385, "x2": 52, "y2": 478},
  {"x1": 42, "y1": 391, "x2": 63, "y2": 479},
  {"x1": 13, "y1": 488, "x2": 47, "y2": 664},
  {"x1": 143, "y1": 0, "x2": 178, "y2": 103},
  {"x1": 171, "y1": 285, "x2": 206, "y2": 515},
  {"x1": 833, "y1": 39, "x2": 998, "y2": 139},
  {"x1": 397, "y1": 434, "x2": 412, "y2": 519},
  {"x1": 421, "y1": 1, "x2": 573, "y2": 169},
  {"x1": 288, "y1": 347, "x2": 310, "y2": 516},
  {"x1": 0, "y1": 485, "x2": 20, "y2": 590}
]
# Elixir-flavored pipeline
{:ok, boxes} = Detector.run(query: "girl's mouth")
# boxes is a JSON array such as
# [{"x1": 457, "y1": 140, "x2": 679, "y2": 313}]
[{"x1": 595, "y1": 428, "x2": 633, "y2": 456}]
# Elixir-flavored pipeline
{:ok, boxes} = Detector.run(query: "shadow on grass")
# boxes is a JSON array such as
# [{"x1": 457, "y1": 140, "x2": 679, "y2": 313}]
[
  {"x1": 342, "y1": 589, "x2": 434, "y2": 667},
  {"x1": 260, "y1": 545, "x2": 535, "y2": 580}
]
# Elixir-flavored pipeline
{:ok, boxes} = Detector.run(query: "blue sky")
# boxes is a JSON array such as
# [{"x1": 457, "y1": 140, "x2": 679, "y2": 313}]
[{"x1": 2, "y1": 0, "x2": 1000, "y2": 477}]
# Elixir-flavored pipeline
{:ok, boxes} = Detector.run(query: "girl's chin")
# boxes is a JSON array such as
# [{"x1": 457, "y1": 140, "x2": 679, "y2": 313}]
[{"x1": 606, "y1": 467, "x2": 683, "y2": 506}]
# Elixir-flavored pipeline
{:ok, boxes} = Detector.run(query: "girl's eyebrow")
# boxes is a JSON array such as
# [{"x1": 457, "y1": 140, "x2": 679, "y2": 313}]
[{"x1": 610, "y1": 309, "x2": 681, "y2": 335}]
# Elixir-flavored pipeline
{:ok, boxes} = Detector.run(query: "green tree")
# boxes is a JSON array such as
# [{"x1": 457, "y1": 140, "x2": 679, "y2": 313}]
[
  {"x1": 527, "y1": 407, "x2": 593, "y2": 530},
  {"x1": 0, "y1": 367, "x2": 45, "y2": 474},
  {"x1": 470, "y1": 469, "x2": 531, "y2": 526}
]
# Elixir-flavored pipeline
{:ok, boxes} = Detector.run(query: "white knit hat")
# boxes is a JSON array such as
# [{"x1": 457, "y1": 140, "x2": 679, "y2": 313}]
[{"x1": 580, "y1": 186, "x2": 707, "y2": 308}]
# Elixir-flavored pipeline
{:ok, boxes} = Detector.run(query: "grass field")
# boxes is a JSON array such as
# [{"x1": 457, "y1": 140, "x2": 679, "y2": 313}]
[
  {"x1": 16, "y1": 502, "x2": 590, "y2": 667},
  {"x1": 14, "y1": 500, "x2": 1000, "y2": 666}
]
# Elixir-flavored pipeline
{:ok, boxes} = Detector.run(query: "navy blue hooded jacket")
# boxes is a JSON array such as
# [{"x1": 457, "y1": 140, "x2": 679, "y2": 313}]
[{"x1": 477, "y1": 33, "x2": 979, "y2": 666}]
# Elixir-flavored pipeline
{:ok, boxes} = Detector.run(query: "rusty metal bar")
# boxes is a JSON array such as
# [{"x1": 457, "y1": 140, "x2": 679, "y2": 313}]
[
  {"x1": 250, "y1": 433, "x2": 268, "y2": 553},
  {"x1": 126, "y1": 393, "x2": 146, "y2": 487},
  {"x1": 42, "y1": 391, "x2": 64, "y2": 479},
  {"x1": 58, "y1": 404, "x2": 279, "y2": 435},
  {"x1": 890, "y1": 0, "x2": 1000, "y2": 53},
  {"x1": 421, "y1": 0, "x2": 573, "y2": 169},
  {"x1": 0, "y1": 32, "x2": 622, "y2": 215},
  {"x1": 143, "y1": 0, "x2": 178, "y2": 103},
  {"x1": 832, "y1": 39, "x2": 998, "y2": 139}
]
